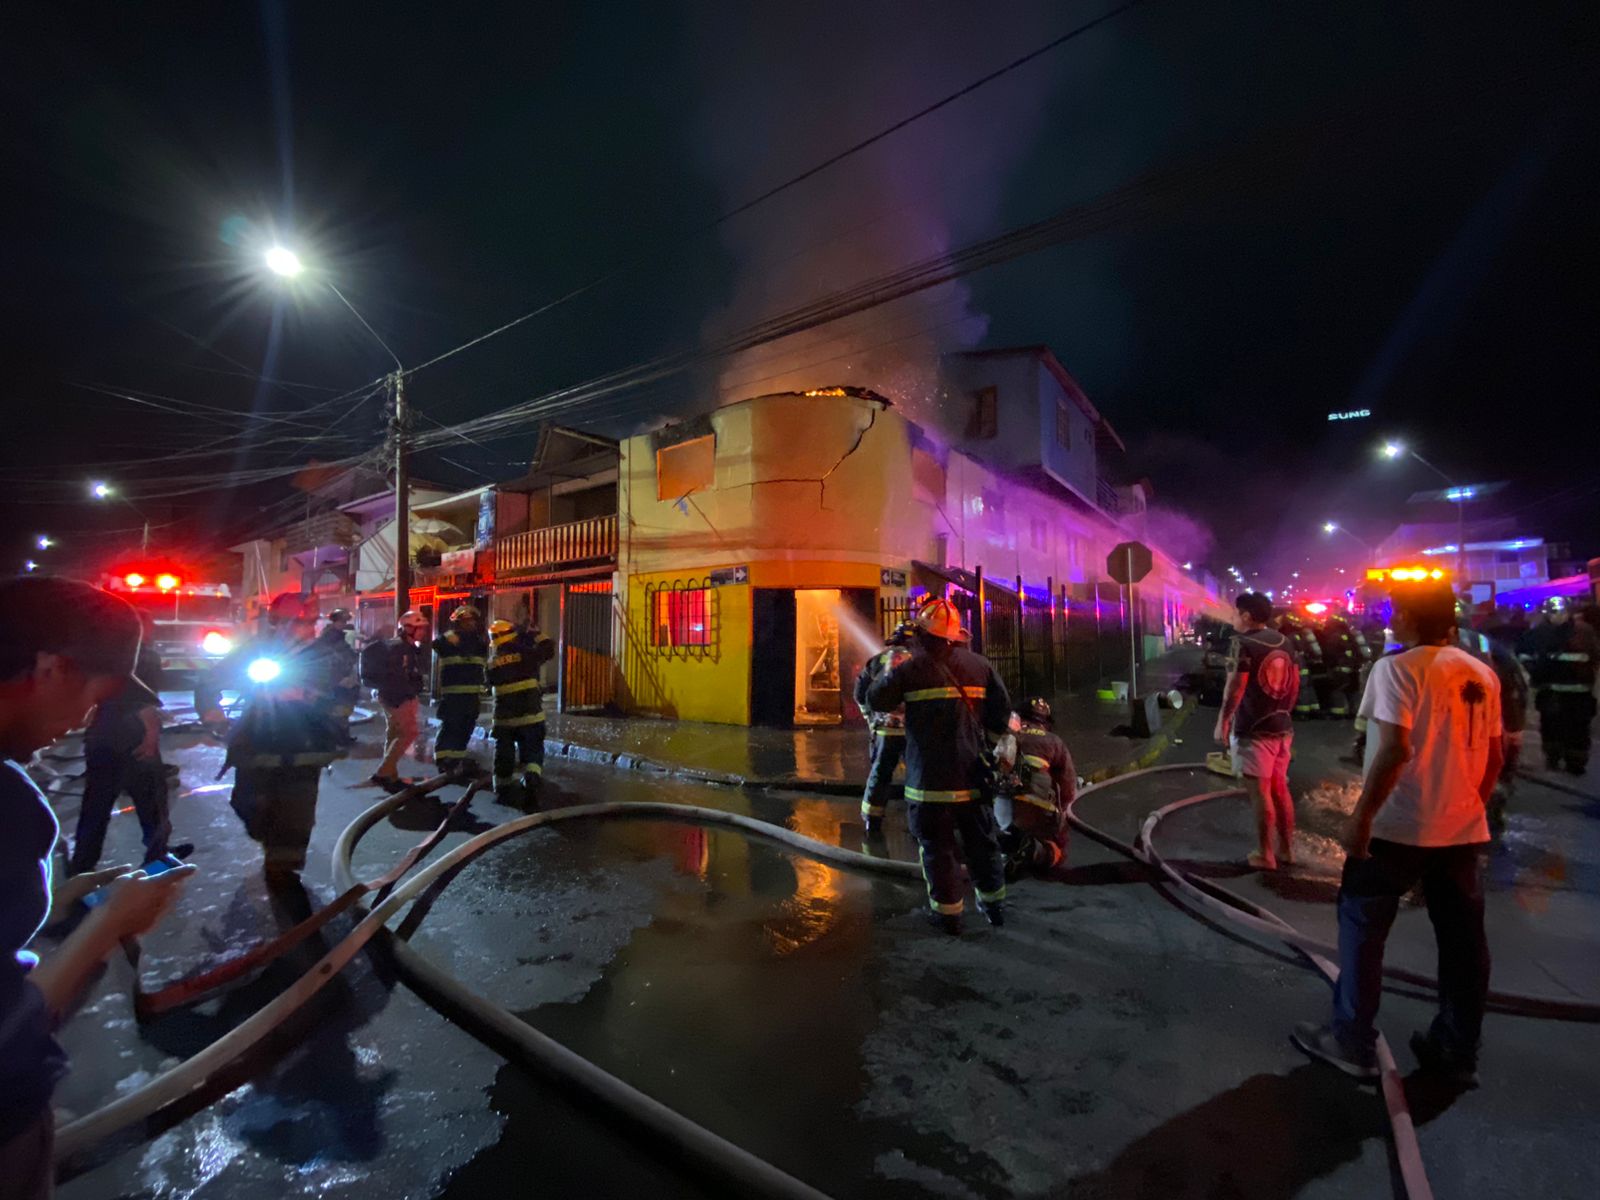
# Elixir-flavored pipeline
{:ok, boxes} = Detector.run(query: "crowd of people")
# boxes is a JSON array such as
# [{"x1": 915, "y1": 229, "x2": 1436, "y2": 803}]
[{"x1": 2, "y1": 570, "x2": 1593, "y2": 1192}]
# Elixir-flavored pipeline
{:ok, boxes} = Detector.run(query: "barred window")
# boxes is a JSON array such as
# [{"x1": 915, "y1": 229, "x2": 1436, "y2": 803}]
[{"x1": 653, "y1": 587, "x2": 711, "y2": 648}]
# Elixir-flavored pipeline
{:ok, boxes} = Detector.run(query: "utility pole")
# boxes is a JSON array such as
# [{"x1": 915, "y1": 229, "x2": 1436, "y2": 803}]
[{"x1": 392, "y1": 370, "x2": 411, "y2": 623}]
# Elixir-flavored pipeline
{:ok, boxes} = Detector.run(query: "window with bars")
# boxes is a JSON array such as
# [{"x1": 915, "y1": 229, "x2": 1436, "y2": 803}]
[
  {"x1": 1055, "y1": 401, "x2": 1073, "y2": 449},
  {"x1": 652, "y1": 586, "x2": 712, "y2": 648}
]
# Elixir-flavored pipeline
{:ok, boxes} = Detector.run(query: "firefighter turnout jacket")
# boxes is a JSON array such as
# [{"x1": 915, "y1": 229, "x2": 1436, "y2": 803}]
[
  {"x1": 853, "y1": 645, "x2": 911, "y2": 735},
  {"x1": 488, "y1": 626, "x2": 555, "y2": 730},
  {"x1": 433, "y1": 627, "x2": 489, "y2": 699},
  {"x1": 195, "y1": 633, "x2": 344, "y2": 770},
  {"x1": 1521, "y1": 620, "x2": 1600, "y2": 696},
  {"x1": 1009, "y1": 723, "x2": 1074, "y2": 840},
  {"x1": 865, "y1": 643, "x2": 1011, "y2": 802}
]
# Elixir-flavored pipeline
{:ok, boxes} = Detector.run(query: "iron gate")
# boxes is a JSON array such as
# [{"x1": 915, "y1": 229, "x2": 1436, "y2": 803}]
[{"x1": 561, "y1": 579, "x2": 615, "y2": 711}]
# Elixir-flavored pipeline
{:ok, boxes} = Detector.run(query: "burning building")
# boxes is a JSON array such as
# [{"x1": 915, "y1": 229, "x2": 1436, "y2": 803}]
[{"x1": 614, "y1": 346, "x2": 1224, "y2": 727}]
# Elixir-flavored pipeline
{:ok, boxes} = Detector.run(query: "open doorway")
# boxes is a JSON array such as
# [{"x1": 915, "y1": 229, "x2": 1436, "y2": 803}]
[{"x1": 795, "y1": 588, "x2": 843, "y2": 725}]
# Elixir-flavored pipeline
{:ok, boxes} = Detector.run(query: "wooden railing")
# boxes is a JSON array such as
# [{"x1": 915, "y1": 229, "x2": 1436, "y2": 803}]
[{"x1": 496, "y1": 513, "x2": 618, "y2": 577}]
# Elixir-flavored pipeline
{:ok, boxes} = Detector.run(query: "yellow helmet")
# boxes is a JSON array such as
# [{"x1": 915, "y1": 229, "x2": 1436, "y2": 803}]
[{"x1": 488, "y1": 619, "x2": 514, "y2": 636}]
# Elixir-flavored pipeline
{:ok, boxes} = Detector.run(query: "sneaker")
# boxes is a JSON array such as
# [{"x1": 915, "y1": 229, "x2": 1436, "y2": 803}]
[
  {"x1": 1291, "y1": 1021, "x2": 1380, "y2": 1081},
  {"x1": 979, "y1": 901, "x2": 1007, "y2": 928},
  {"x1": 1247, "y1": 850, "x2": 1278, "y2": 871},
  {"x1": 1409, "y1": 1031, "x2": 1479, "y2": 1089},
  {"x1": 925, "y1": 911, "x2": 963, "y2": 936}
]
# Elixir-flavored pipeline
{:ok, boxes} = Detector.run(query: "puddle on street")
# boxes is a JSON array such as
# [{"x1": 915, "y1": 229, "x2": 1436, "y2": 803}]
[{"x1": 402, "y1": 792, "x2": 925, "y2": 1197}]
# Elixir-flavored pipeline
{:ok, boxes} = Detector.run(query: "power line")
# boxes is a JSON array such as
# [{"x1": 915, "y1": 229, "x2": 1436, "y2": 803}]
[{"x1": 397, "y1": 2, "x2": 1142, "y2": 380}]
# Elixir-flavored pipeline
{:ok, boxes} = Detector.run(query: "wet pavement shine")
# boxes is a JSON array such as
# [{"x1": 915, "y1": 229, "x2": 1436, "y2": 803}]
[{"x1": 36, "y1": 695, "x2": 1600, "y2": 1198}]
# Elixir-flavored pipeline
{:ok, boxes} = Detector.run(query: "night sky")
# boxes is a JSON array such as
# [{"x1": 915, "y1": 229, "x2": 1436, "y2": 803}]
[{"x1": 4, "y1": 2, "x2": 1596, "y2": 591}]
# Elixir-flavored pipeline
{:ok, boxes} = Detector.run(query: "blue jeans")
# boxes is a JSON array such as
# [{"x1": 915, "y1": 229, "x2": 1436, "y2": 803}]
[{"x1": 1333, "y1": 838, "x2": 1490, "y2": 1061}]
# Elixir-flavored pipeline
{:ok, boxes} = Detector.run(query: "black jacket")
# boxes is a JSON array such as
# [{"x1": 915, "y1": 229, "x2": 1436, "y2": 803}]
[
  {"x1": 852, "y1": 646, "x2": 909, "y2": 732},
  {"x1": 432, "y1": 627, "x2": 488, "y2": 700},
  {"x1": 487, "y1": 626, "x2": 554, "y2": 728},
  {"x1": 363, "y1": 637, "x2": 425, "y2": 708},
  {"x1": 194, "y1": 632, "x2": 343, "y2": 767},
  {"x1": 866, "y1": 642, "x2": 1010, "y2": 802}
]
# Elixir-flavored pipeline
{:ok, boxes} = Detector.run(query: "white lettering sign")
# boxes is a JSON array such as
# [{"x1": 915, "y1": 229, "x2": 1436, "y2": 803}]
[{"x1": 1327, "y1": 409, "x2": 1372, "y2": 421}]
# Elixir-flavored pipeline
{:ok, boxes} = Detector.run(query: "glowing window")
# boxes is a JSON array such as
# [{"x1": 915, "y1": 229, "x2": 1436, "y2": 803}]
[
  {"x1": 657, "y1": 436, "x2": 715, "y2": 501},
  {"x1": 652, "y1": 587, "x2": 711, "y2": 648}
]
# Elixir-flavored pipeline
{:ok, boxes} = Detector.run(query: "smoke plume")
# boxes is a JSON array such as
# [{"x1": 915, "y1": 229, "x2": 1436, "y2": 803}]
[{"x1": 690, "y1": 3, "x2": 1069, "y2": 427}]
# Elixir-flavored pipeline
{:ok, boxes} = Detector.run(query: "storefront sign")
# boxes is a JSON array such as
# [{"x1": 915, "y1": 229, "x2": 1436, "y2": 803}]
[
  {"x1": 708, "y1": 565, "x2": 748, "y2": 586},
  {"x1": 1326, "y1": 409, "x2": 1371, "y2": 421},
  {"x1": 880, "y1": 568, "x2": 907, "y2": 588},
  {"x1": 441, "y1": 548, "x2": 477, "y2": 574}
]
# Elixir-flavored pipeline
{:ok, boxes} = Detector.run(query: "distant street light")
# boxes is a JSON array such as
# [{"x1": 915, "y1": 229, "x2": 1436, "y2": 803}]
[
  {"x1": 264, "y1": 245, "x2": 305, "y2": 278},
  {"x1": 36, "y1": 535, "x2": 53, "y2": 550},
  {"x1": 1377, "y1": 440, "x2": 1466, "y2": 581},
  {"x1": 24, "y1": 560, "x2": 38, "y2": 572},
  {"x1": 1322, "y1": 521, "x2": 1375, "y2": 558},
  {"x1": 90, "y1": 481, "x2": 150, "y2": 551}
]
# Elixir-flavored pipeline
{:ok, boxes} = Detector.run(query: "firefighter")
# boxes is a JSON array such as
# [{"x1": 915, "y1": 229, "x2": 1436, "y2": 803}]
[
  {"x1": 995, "y1": 697, "x2": 1074, "y2": 878},
  {"x1": 432, "y1": 604, "x2": 489, "y2": 780},
  {"x1": 317, "y1": 607, "x2": 360, "y2": 745},
  {"x1": 362, "y1": 610, "x2": 429, "y2": 792},
  {"x1": 1277, "y1": 612, "x2": 1323, "y2": 719},
  {"x1": 487, "y1": 618, "x2": 556, "y2": 809},
  {"x1": 1486, "y1": 623, "x2": 1532, "y2": 828},
  {"x1": 866, "y1": 597, "x2": 1011, "y2": 934},
  {"x1": 853, "y1": 620, "x2": 916, "y2": 835},
  {"x1": 197, "y1": 593, "x2": 341, "y2": 884},
  {"x1": 1520, "y1": 597, "x2": 1599, "y2": 775},
  {"x1": 1317, "y1": 614, "x2": 1363, "y2": 718}
]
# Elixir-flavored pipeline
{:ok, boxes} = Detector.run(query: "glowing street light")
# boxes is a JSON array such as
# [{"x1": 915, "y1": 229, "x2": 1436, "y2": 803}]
[
  {"x1": 1377, "y1": 440, "x2": 1465, "y2": 581},
  {"x1": 264, "y1": 245, "x2": 304, "y2": 278},
  {"x1": 1381, "y1": 441, "x2": 1405, "y2": 459},
  {"x1": 90, "y1": 481, "x2": 150, "y2": 551},
  {"x1": 1322, "y1": 521, "x2": 1375, "y2": 558},
  {"x1": 36, "y1": 535, "x2": 53, "y2": 550},
  {"x1": 24, "y1": 560, "x2": 38, "y2": 572}
]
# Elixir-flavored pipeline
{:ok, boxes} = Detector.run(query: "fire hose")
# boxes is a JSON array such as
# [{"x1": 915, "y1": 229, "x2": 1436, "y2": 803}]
[
  {"x1": 55, "y1": 790, "x2": 922, "y2": 1200},
  {"x1": 54, "y1": 766, "x2": 1598, "y2": 1195}
]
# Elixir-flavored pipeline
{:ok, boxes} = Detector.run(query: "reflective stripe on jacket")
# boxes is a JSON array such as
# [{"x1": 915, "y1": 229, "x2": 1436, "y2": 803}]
[{"x1": 865, "y1": 643, "x2": 1011, "y2": 800}]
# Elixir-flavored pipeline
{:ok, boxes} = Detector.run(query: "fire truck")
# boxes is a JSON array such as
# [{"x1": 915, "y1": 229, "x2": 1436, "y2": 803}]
[{"x1": 102, "y1": 567, "x2": 242, "y2": 680}]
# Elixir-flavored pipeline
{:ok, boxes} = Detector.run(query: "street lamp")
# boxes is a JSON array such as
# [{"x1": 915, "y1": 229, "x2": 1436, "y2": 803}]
[
  {"x1": 1377, "y1": 440, "x2": 1466, "y2": 582},
  {"x1": 264, "y1": 245, "x2": 304, "y2": 278},
  {"x1": 24, "y1": 560, "x2": 38, "y2": 572},
  {"x1": 1322, "y1": 521, "x2": 1375, "y2": 558},
  {"x1": 36, "y1": 535, "x2": 53, "y2": 550},
  {"x1": 89, "y1": 481, "x2": 150, "y2": 552},
  {"x1": 257, "y1": 244, "x2": 409, "y2": 620}
]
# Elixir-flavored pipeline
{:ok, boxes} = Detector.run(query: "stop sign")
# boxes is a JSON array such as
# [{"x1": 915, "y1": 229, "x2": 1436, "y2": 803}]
[{"x1": 1106, "y1": 540, "x2": 1153, "y2": 585}]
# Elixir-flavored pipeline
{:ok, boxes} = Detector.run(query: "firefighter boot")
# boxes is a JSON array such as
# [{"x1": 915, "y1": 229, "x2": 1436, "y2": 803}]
[{"x1": 496, "y1": 782, "x2": 527, "y2": 811}]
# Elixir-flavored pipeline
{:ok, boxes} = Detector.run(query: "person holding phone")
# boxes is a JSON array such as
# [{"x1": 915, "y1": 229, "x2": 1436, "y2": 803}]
[{"x1": 0, "y1": 577, "x2": 194, "y2": 1196}]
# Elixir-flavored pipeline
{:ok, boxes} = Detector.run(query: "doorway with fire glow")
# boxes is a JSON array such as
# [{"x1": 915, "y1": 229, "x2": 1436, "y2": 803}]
[{"x1": 749, "y1": 588, "x2": 875, "y2": 728}]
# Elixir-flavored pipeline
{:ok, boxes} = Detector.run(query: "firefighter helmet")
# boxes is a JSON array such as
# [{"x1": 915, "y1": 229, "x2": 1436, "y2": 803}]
[
  {"x1": 1025, "y1": 697, "x2": 1053, "y2": 726},
  {"x1": 267, "y1": 593, "x2": 317, "y2": 623},
  {"x1": 326, "y1": 607, "x2": 353, "y2": 624},
  {"x1": 488, "y1": 619, "x2": 514, "y2": 636},
  {"x1": 450, "y1": 604, "x2": 482, "y2": 623},
  {"x1": 1541, "y1": 596, "x2": 1569, "y2": 615},
  {"x1": 398, "y1": 609, "x2": 429, "y2": 634},
  {"x1": 888, "y1": 620, "x2": 917, "y2": 647},
  {"x1": 914, "y1": 597, "x2": 968, "y2": 643}
]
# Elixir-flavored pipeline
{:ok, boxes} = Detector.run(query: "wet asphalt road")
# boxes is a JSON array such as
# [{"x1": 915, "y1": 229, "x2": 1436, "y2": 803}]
[{"x1": 37, "y1": 701, "x2": 1600, "y2": 1199}]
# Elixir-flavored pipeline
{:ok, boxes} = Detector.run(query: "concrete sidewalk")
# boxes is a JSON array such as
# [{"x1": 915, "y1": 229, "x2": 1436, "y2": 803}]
[{"x1": 540, "y1": 646, "x2": 1203, "y2": 793}]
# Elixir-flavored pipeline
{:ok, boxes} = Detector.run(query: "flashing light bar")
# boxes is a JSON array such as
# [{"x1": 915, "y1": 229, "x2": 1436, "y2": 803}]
[
  {"x1": 124, "y1": 572, "x2": 146, "y2": 588},
  {"x1": 1366, "y1": 566, "x2": 1448, "y2": 583},
  {"x1": 1304, "y1": 601, "x2": 1329, "y2": 615}
]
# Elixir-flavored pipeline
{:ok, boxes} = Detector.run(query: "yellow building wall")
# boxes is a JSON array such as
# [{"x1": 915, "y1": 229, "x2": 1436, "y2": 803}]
[{"x1": 617, "y1": 567, "x2": 753, "y2": 724}]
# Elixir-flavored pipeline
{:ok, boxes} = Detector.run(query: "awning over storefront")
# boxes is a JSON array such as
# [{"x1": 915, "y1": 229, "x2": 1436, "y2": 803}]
[{"x1": 910, "y1": 561, "x2": 1018, "y2": 598}]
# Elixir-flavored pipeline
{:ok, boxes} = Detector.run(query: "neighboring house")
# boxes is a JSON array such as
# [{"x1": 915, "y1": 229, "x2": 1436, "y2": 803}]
[{"x1": 1376, "y1": 519, "x2": 1563, "y2": 603}]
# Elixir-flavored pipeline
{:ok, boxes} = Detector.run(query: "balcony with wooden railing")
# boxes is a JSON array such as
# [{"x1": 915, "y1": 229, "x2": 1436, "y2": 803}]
[{"x1": 496, "y1": 513, "x2": 618, "y2": 579}]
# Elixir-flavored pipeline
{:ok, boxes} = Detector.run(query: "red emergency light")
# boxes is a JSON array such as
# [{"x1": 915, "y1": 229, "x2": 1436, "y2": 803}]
[
  {"x1": 155, "y1": 573, "x2": 180, "y2": 591},
  {"x1": 1304, "y1": 601, "x2": 1329, "y2": 615},
  {"x1": 124, "y1": 572, "x2": 146, "y2": 588}
]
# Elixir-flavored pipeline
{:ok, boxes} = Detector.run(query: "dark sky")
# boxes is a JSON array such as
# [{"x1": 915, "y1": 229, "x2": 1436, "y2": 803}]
[{"x1": 4, "y1": 2, "x2": 1597, "y2": 589}]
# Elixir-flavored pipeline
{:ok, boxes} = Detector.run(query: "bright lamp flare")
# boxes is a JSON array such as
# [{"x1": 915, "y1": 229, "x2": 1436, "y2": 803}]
[
  {"x1": 1381, "y1": 441, "x2": 1404, "y2": 459},
  {"x1": 201, "y1": 631, "x2": 234, "y2": 656},
  {"x1": 1322, "y1": 522, "x2": 1337, "y2": 533},
  {"x1": 246, "y1": 657, "x2": 282, "y2": 684},
  {"x1": 264, "y1": 246, "x2": 304, "y2": 278},
  {"x1": 91, "y1": 482, "x2": 113, "y2": 498}
]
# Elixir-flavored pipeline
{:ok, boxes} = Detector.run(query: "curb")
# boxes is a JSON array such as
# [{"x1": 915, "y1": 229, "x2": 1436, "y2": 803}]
[{"x1": 542, "y1": 701, "x2": 1197, "y2": 798}]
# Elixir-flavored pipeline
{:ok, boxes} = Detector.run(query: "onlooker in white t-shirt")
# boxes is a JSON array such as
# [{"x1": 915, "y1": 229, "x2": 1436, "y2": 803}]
[{"x1": 1292, "y1": 581, "x2": 1502, "y2": 1088}]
